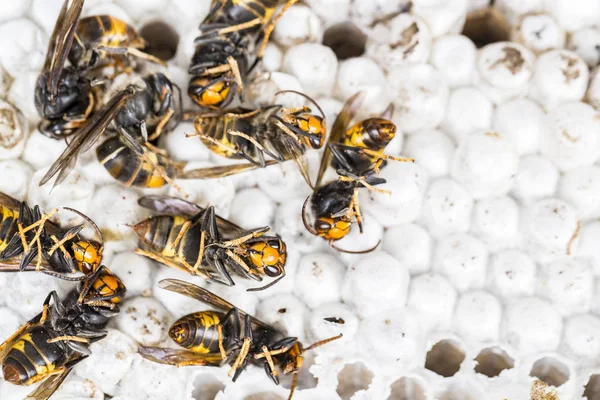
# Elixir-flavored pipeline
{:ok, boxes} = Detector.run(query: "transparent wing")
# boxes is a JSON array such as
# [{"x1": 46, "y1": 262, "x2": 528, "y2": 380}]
[
  {"x1": 379, "y1": 103, "x2": 394, "y2": 120},
  {"x1": 275, "y1": 135, "x2": 312, "y2": 189},
  {"x1": 137, "y1": 195, "x2": 246, "y2": 237},
  {"x1": 0, "y1": 259, "x2": 23, "y2": 272},
  {"x1": 158, "y1": 279, "x2": 270, "y2": 329},
  {"x1": 0, "y1": 259, "x2": 53, "y2": 272},
  {"x1": 25, "y1": 365, "x2": 73, "y2": 400},
  {"x1": 0, "y1": 192, "x2": 22, "y2": 209},
  {"x1": 0, "y1": 260, "x2": 87, "y2": 282},
  {"x1": 45, "y1": 0, "x2": 85, "y2": 97},
  {"x1": 39, "y1": 88, "x2": 134, "y2": 187},
  {"x1": 138, "y1": 346, "x2": 223, "y2": 366},
  {"x1": 180, "y1": 160, "x2": 278, "y2": 180},
  {"x1": 315, "y1": 92, "x2": 365, "y2": 189},
  {"x1": 138, "y1": 195, "x2": 204, "y2": 216}
]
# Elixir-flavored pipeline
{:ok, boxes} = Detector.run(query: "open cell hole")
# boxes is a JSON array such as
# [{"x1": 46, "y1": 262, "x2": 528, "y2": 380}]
[
  {"x1": 140, "y1": 20, "x2": 180, "y2": 61},
  {"x1": 462, "y1": 7, "x2": 510, "y2": 48},
  {"x1": 584, "y1": 374, "x2": 600, "y2": 400},
  {"x1": 336, "y1": 362, "x2": 374, "y2": 399},
  {"x1": 192, "y1": 373, "x2": 225, "y2": 400},
  {"x1": 530, "y1": 357, "x2": 570, "y2": 388},
  {"x1": 474, "y1": 347, "x2": 515, "y2": 377},
  {"x1": 437, "y1": 383, "x2": 483, "y2": 400},
  {"x1": 322, "y1": 22, "x2": 367, "y2": 60},
  {"x1": 425, "y1": 340, "x2": 465, "y2": 377},
  {"x1": 387, "y1": 377, "x2": 426, "y2": 400},
  {"x1": 244, "y1": 393, "x2": 283, "y2": 400}
]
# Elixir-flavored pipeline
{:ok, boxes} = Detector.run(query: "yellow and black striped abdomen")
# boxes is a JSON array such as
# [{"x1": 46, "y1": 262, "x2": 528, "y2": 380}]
[
  {"x1": 0, "y1": 205, "x2": 19, "y2": 253},
  {"x1": 134, "y1": 215, "x2": 204, "y2": 268},
  {"x1": 343, "y1": 118, "x2": 396, "y2": 153},
  {"x1": 169, "y1": 311, "x2": 225, "y2": 353},
  {"x1": 135, "y1": 215, "x2": 177, "y2": 254},
  {"x1": 2, "y1": 326, "x2": 69, "y2": 385},
  {"x1": 96, "y1": 137, "x2": 176, "y2": 188},
  {"x1": 195, "y1": 114, "x2": 252, "y2": 159},
  {"x1": 69, "y1": 15, "x2": 145, "y2": 68},
  {"x1": 75, "y1": 15, "x2": 144, "y2": 50}
]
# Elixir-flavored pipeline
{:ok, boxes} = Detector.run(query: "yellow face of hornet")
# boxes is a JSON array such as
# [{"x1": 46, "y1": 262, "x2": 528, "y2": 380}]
[
  {"x1": 248, "y1": 239, "x2": 287, "y2": 277},
  {"x1": 189, "y1": 76, "x2": 232, "y2": 108},
  {"x1": 71, "y1": 240, "x2": 103, "y2": 274},
  {"x1": 296, "y1": 113, "x2": 326, "y2": 149},
  {"x1": 83, "y1": 271, "x2": 126, "y2": 305},
  {"x1": 282, "y1": 111, "x2": 327, "y2": 149},
  {"x1": 314, "y1": 217, "x2": 351, "y2": 241}
]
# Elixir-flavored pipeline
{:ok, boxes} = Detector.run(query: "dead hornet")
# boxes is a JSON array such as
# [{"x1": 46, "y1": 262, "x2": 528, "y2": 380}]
[
  {"x1": 189, "y1": 0, "x2": 299, "y2": 108},
  {"x1": 184, "y1": 91, "x2": 326, "y2": 186},
  {"x1": 0, "y1": 265, "x2": 125, "y2": 400},
  {"x1": 38, "y1": 72, "x2": 198, "y2": 190},
  {"x1": 0, "y1": 192, "x2": 103, "y2": 280},
  {"x1": 133, "y1": 195, "x2": 287, "y2": 291},
  {"x1": 35, "y1": 0, "x2": 165, "y2": 139},
  {"x1": 139, "y1": 279, "x2": 341, "y2": 400},
  {"x1": 303, "y1": 93, "x2": 414, "y2": 253}
]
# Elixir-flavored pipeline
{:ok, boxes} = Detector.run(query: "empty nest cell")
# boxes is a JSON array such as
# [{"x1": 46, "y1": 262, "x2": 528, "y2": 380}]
[
  {"x1": 530, "y1": 357, "x2": 570, "y2": 388},
  {"x1": 323, "y1": 22, "x2": 367, "y2": 59},
  {"x1": 462, "y1": 7, "x2": 510, "y2": 48},
  {"x1": 244, "y1": 393, "x2": 283, "y2": 400},
  {"x1": 336, "y1": 362, "x2": 374, "y2": 399},
  {"x1": 140, "y1": 20, "x2": 180, "y2": 61},
  {"x1": 584, "y1": 374, "x2": 600, "y2": 400},
  {"x1": 192, "y1": 373, "x2": 225, "y2": 400},
  {"x1": 437, "y1": 382, "x2": 483, "y2": 400},
  {"x1": 388, "y1": 377, "x2": 426, "y2": 400},
  {"x1": 425, "y1": 339, "x2": 465, "y2": 377},
  {"x1": 474, "y1": 346, "x2": 515, "y2": 377}
]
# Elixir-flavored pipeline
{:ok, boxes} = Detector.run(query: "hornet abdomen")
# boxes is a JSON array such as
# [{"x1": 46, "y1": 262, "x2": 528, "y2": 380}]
[
  {"x1": 168, "y1": 311, "x2": 227, "y2": 354},
  {"x1": 133, "y1": 215, "x2": 205, "y2": 268},
  {"x1": 2, "y1": 326, "x2": 70, "y2": 385}
]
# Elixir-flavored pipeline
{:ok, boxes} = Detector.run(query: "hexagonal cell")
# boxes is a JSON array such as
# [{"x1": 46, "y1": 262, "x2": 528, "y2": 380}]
[
  {"x1": 192, "y1": 373, "x2": 224, "y2": 400},
  {"x1": 530, "y1": 357, "x2": 570, "y2": 388},
  {"x1": 337, "y1": 362, "x2": 374, "y2": 399},
  {"x1": 438, "y1": 385, "x2": 482, "y2": 400},
  {"x1": 244, "y1": 393, "x2": 283, "y2": 400},
  {"x1": 388, "y1": 377, "x2": 426, "y2": 400},
  {"x1": 140, "y1": 20, "x2": 180, "y2": 61},
  {"x1": 474, "y1": 347, "x2": 515, "y2": 377},
  {"x1": 584, "y1": 374, "x2": 600, "y2": 400},
  {"x1": 462, "y1": 8, "x2": 510, "y2": 48},
  {"x1": 322, "y1": 22, "x2": 367, "y2": 59},
  {"x1": 425, "y1": 339, "x2": 465, "y2": 377}
]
